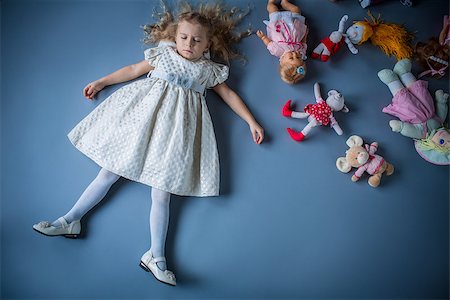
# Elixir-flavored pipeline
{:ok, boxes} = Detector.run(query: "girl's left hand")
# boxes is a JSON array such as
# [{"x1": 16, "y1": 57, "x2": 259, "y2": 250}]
[{"x1": 249, "y1": 122, "x2": 264, "y2": 144}]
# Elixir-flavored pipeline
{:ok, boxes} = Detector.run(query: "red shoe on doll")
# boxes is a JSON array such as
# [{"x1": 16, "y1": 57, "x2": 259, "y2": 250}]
[
  {"x1": 287, "y1": 128, "x2": 305, "y2": 142},
  {"x1": 282, "y1": 100, "x2": 293, "y2": 117}
]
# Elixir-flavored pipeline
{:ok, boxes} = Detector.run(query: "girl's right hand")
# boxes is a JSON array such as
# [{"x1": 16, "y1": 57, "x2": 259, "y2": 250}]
[{"x1": 83, "y1": 80, "x2": 106, "y2": 100}]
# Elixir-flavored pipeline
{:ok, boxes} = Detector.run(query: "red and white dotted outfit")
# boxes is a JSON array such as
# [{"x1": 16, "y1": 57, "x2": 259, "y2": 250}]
[{"x1": 304, "y1": 98, "x2": 336, "y2": 126}]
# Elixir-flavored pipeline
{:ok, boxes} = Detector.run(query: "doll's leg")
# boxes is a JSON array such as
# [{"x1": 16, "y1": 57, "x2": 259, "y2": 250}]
[
  {"x1": 393, "y1": 59, "x2": 416, "y2": 87},
  {"x1": 292, "y1": 111, "x2": 309, "y2": 119},
  {"x1": 301, "y1": 119, "x2": 319, "y2": 136},
  {"x1": 267, "y1": 0, "x2": 279, "y2": 14},
  {"x1": 51, "y1": 168, "x2": 120, "y2": 227},
  {"x1": 286, "y1": 119, "x2": 318, "y2": 142},
  {"x1": 149, "y1": 187, "x2": 171, "y2": 271},
  {"x1": 378, "y1": 69, "x2": 404, "y2": 96},
  {"x1": 280, "y1": 0, "x2": 301, "y2": 13},
  {"x1": 282, "y1": 100, "x2": 308, "y2": 118}
]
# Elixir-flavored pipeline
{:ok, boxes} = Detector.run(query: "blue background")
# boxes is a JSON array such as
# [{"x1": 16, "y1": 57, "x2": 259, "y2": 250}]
[{"x1": 1, "y1": 0, "x2": 449, "y2": 299}]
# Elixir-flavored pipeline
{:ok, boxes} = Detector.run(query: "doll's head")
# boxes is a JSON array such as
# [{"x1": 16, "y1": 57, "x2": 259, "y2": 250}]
[
  {"x1": 279, "y1": 51, "x2": 306, "y2": 84},
  {"x1": 143, "y1": 1, "x2": 251, "y2": 64},
  {"x1": 345, "y1": 12, "x2": 414, "y2": 60},
  {"x1": 415, "y1": 128, "x2": 450, "y2": 165},
  {"x1": 415, "y1": 37, "x2": 449, "y2": 79}
]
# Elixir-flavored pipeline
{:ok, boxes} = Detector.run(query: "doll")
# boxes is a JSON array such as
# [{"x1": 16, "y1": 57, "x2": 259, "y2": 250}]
[
  {"x1": 311, "y1": 15, "x2": 358, "y2": 62},
  {"x1": 33, "y1": 1, "x2": 264, "y2": 287},
  {"x1": 282, "y1": 82, "x2": 349, "y2": 142},
  {"x1": 415, "y1": 15, "x2": 449, "y2": 79},
  {"x1": 378, "y1": 58, "x2": 449, "y2": 165},
  {"x1": 345, "y1": 11, "x2": 414, "y2": 60},
  {"x1": 256, "y1": 0, "x2": 308, "y2": 84}
]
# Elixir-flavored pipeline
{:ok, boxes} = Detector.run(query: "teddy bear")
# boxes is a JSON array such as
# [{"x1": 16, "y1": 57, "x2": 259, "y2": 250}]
[
  {"x1": 336, "y1": 135, "x2": 394, "y2": 187},
  {"x1": 311, "y1": 15, "x2": 358, "y2": 62},
  {"x1": 282, "y1": 82, "x2": 349, "y2": 142}
]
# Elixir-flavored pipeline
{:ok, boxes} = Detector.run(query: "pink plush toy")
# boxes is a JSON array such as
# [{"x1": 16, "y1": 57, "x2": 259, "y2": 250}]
[
  {"x1": 311, "y1": 15, "x2": 358, "y2": 62},
  {"x1": 282, "y1": 82, "x2": 349, "y2": 141},
  {"x1": 336, "y1": 135, "x2": 394, "y2": 187}
]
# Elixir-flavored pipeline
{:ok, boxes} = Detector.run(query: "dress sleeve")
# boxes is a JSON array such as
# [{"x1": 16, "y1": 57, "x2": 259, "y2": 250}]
[
  {"x1": 206, "y1": 62, "x2": 229, "y2": 89},
  {"x1": 144, "y1": 45, "x2": 169, "y2": 67},
  {"x1": 267, "y1": 41, "x2": 284, "y2": 57}
]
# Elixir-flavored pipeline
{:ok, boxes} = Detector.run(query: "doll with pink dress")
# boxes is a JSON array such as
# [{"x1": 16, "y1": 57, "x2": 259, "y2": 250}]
[
  {"x1": 378, "y1": 59, "x2": 449, "y2": 165},
  {"x1": 256, "y1": 0, "x2": 308, "y2": 84}
]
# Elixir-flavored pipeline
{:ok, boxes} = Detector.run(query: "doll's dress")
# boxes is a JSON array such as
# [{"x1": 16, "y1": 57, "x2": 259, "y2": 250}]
[
  {"x1": 68, "y1": 45, "x2": 229, "y2": 197},
  {"x1": 304, "y1": 99, "x2": 332, "y2": 126},
  {"x1": 382, "y1": 80, "x2": 436, "y2": 126},
  {"x1": 263, "y1": 11, "x2": 308, "y2": 59}
]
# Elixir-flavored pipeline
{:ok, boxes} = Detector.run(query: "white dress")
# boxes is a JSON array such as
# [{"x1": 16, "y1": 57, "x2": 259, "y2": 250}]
[{"x1": 68, "y1": 45, "x2": 229, "y2": 196}]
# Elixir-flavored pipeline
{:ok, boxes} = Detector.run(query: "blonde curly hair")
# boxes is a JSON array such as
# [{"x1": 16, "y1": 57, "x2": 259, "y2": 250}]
[{"x1": 143, "y1": 1, "x2": 251, "y2": 64}]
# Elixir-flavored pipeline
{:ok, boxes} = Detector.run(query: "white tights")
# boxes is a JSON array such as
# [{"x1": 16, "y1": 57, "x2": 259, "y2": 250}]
[{"x1": 53, "y1": 167, "x2": 171, "y2": 270}]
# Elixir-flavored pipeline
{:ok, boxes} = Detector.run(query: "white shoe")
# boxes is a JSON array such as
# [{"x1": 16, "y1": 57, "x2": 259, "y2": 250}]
[
  {"x1": 32, "y1": 217, "x2": 81, "y2": 238},
  {"x1": 140, "y1": 250, "x2": 176, "y2": 286}
]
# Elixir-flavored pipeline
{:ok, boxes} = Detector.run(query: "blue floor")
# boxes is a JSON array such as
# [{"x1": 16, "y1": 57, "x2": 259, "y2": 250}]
[{"x1": 1, "y1": 0, "x2": 449, "y2": 299}]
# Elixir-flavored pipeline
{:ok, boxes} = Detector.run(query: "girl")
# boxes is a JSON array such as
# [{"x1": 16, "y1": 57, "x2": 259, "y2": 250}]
[
  {"x1": 33, "y1": 2, "x2": 264, "y2": 287},
  {"x1": 256, "y1": 0, "x2": 308, "y2": 84}
]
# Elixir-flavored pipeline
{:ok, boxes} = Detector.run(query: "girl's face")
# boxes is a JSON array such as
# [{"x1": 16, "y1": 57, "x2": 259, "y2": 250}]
[{"x1": 175, "y1": 20, "x2": 210, "y2": 60}]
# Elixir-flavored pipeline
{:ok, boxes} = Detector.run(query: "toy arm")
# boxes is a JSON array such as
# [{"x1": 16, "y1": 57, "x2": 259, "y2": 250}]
[
  {"x1": 256, "y1": 30, "x2": 272, "y2": 46},
  {"x1": 338, "y1": 15, "x2": 348, "y2": 33},
  {"x1": 314, "y1": 83, "x2": 322, "y2": 101},
  {"x1": 331, "y1": 117, "x2": 343, "y2": 135},
  {"x1": 352, "y1": 166, "x2": 366, "y2": 181},
  {"x1": 367, "y1": 142, "x2": 378, "y2": 155},
  {"x1": 344, "y1": 36, "x2": 358, "y2": 54}
]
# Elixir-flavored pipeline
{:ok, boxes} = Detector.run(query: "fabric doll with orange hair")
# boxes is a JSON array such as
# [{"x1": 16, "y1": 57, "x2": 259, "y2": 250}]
[{"x1": 345, "y1": 11, "x2": 414, "y2": 61}]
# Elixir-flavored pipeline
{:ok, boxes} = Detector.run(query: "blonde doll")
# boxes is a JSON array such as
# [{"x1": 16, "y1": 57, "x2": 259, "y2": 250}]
[
  {"x1": 256, "y1": 0, "x2": 308, "y2": 84},
  {"x1": 33, "y1": 2, "x2": 264, "y2": 286}
]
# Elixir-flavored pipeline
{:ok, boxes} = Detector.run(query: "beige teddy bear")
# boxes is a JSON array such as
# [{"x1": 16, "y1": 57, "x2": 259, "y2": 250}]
[{"x1": 336, "y1": 135, "x2": 394, "y2": 187}]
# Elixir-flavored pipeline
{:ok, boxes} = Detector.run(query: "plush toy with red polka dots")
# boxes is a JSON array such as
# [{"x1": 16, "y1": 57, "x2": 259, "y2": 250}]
[{"x1": 282, "y1": 82, "x2": 349, "y2": 142}]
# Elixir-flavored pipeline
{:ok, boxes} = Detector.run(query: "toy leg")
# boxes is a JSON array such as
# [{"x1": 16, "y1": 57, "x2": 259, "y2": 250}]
[
  {"x1": 283, "y1": 100, "x2": 309, "y2": 118},
  {"x1": 311, "y1": 43, "x2": 325, "y2": 59},
  {"x1": 280, "y1": 0, "x2": 301, "y2": 14},
  {"x1": 51, "y1": 168, "x2": 120, "y2": 227},
  {"x1": 149, "y1": 187, "x2": 171, "y2": 271},
  {"x1": 267, "y1": 0, "x2": 279, "y2": 14},
  {"x1": 302, "y1": 119, "x2": 319, "y2": 135},
  {"x1": 292, "y1": 111, "x2": 309, "y2": 119},
  {"x1": 378, "y1": 69, "x2": 404, "y2": 96},
  {"x1": 435, "y1": 90, "x2": 449, "y2": 121},
  {"x1": 287, "y1": 119, "x2": 318, "y2": 142},
  {"x1": 389, "y1": 120, "x2": 424, "y2": 139},
  {"x1": 368, "y1": 173, "x2": 382, "y2": 187},
  {"x1": 393, "y1": 59, "x2": 416, "y2": 87},
  {"x1": 385, "y1": 163, "x2": 394, "y2": 176}
]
